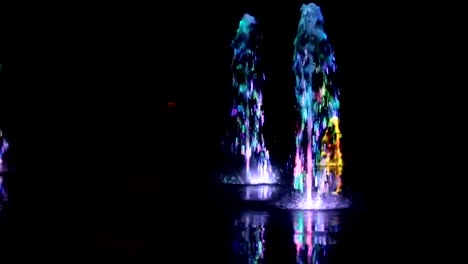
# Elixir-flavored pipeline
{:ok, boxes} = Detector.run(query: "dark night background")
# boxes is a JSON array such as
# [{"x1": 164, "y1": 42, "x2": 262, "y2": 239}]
[
  {"x1": 0, "y1": 0, "x2": 439, "y2": 261},
  {"x1": 3, "y1": 0, "x2": 377, "y2": 188}
]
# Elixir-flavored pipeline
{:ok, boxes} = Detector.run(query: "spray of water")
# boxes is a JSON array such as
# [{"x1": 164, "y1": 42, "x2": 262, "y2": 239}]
[
  {"x1": 292, "y1": 3, "x2": 343, "y2": 203},
  {"x1": 0, "y1": 130, "x2": 8, "y2": 165},
  {"x1": 229, "y1": 14, "x2": 276, "y2": 184},
  {"x1": 277, "y1": 166, "x2": 349, "y2": 210},
  {"x1": 0, "y1": 176, "x2": 6, "y2": 205}
]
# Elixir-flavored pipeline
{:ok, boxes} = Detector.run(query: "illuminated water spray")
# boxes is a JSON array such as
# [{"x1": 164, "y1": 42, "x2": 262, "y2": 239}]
[
  {"x1": 0, "y1": 175, "x2": 7, "y2": 206},
  {"x1": 0, "y1": 130, "x2": 8, "y2": 165},
  {"x1": 230, "y1": 14, "x2": 275, "y2": 184},
  {"x1": 0, "y1": 129, "x2": 8, "y2": 204},
  {"x1": 293, "y1": 3, "x2": 343, "y2": 202}
]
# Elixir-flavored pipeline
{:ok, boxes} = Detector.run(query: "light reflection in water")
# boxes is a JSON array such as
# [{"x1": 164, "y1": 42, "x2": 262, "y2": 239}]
[
  {"x1": 241, "y1": 185, "x2": 279, "y2": 201},
  {"x1": 232, "y1": 210, "x2": 342, "y2": 264},
  {"x1": 292, "y1": 210, "x2": 340, "y2": 264},
  {"x1": 232, "y1": 211, "x2": 269, "y2": 263}
]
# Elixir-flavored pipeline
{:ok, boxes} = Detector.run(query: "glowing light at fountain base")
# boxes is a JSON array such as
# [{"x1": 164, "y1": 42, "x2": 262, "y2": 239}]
[
  {"x1": 221, "y1": 171, "x2": 279, "y2": 185},
  {"x1": 246, "y1": 172, "x2": 277, "y2": 185},
  {"x1": 240, "y1": 184, "x2": 281, "y2": 201},
  {"x1": 276, "y1": 192, "x2": 350, "y2": 210}
]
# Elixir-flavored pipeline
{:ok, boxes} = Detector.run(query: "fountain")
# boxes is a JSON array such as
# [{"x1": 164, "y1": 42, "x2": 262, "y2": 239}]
[
  {"x1": 222, "y1": 14, "x2": 277, "y2": 185},
  {"x1": 0, "y1": 129, "x2": 8, "y2": 207},
  {"x1": 0, "y1": 129, "x2": 9, "y2": 172},
  {"x1": 0, "y1": 175, "x2": 6, "y2": 208},
  {"x1": 285, "y1": 3, "x2": 347, "y2": 209}
]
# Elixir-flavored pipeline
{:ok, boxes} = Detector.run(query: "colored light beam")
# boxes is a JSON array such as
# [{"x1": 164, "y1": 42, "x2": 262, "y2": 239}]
[
  {"x1": 292, "y1": 3, "x2": 343, "y2": 201},
  {"x1": 230, "y1": 14, "x2": 275, "y2": 184}
]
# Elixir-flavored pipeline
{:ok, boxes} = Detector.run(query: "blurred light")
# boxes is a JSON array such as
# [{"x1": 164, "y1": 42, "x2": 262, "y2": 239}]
[{"x1": 167, "y1": 101, "x2": 176, "y2": 110}]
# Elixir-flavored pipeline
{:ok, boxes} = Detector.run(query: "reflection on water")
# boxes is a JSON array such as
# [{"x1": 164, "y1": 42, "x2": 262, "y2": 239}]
[
  {"x1": 293, "y1": 211, "x2": 340, "y2": 264},
  {"x1": 232, "y1": 211, "x2": 268, "y2": 263},
  {"x1": 241, "y1": 185, "x2": 280, "y2": 201},
  {"x1": 232, "y1": 210, "x2": 342, "y2": 264}
]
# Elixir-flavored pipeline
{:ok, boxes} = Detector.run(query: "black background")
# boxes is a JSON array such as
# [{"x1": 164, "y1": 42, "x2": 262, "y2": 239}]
[
  {"x1": 1, "y1": 0, "x2": 399, "y2": 215},
  {"x1": 3, "y1": 0, "x2": 372, "y2": 181},
  {"x1": 1, "y1": 0, "x2": 436, "y2": 259},
  {"x1": 0, "y1": 0, "x2": 411, "y2": 209}
]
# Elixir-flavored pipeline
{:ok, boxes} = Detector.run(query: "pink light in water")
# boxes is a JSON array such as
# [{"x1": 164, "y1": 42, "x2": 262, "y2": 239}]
[
  {"x1": 306, "y1": 147, "x2": 312, "y2": 203},
  {"x1": 294, "y1": 149, "x2": 302, "y2": 176},
  {"x1": 306, "y1": 219, "x2": 313, "y2": 264}
]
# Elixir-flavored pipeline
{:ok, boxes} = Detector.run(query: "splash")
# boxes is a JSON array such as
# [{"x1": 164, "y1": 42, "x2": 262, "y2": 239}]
[
  {"x1": 277, "y1": 166, "x2": 350, "y2": 210},
  {"x1": 292, "y1": 3, "x2": 343, "y2": 203},
  {"x1": 293, "y1": 210, "x2": 341, "y2": 264},
  {"x1": 229, "y1": 14, "x2": 276, "y2": 184}
]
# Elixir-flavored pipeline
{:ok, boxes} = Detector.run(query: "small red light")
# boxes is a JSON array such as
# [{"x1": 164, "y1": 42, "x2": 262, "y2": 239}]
[{"x1": 167, "y1": 101, "x2": 176, "y2": 110}]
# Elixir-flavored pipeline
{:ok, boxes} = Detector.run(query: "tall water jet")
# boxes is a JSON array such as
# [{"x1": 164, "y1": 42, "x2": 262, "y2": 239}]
[
  {"x1": 292, "y1": 3, "x2": 343, "y2": 203},
  {"x1": 225, "y1": 14, "x2": 276, "y2": 184}
]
